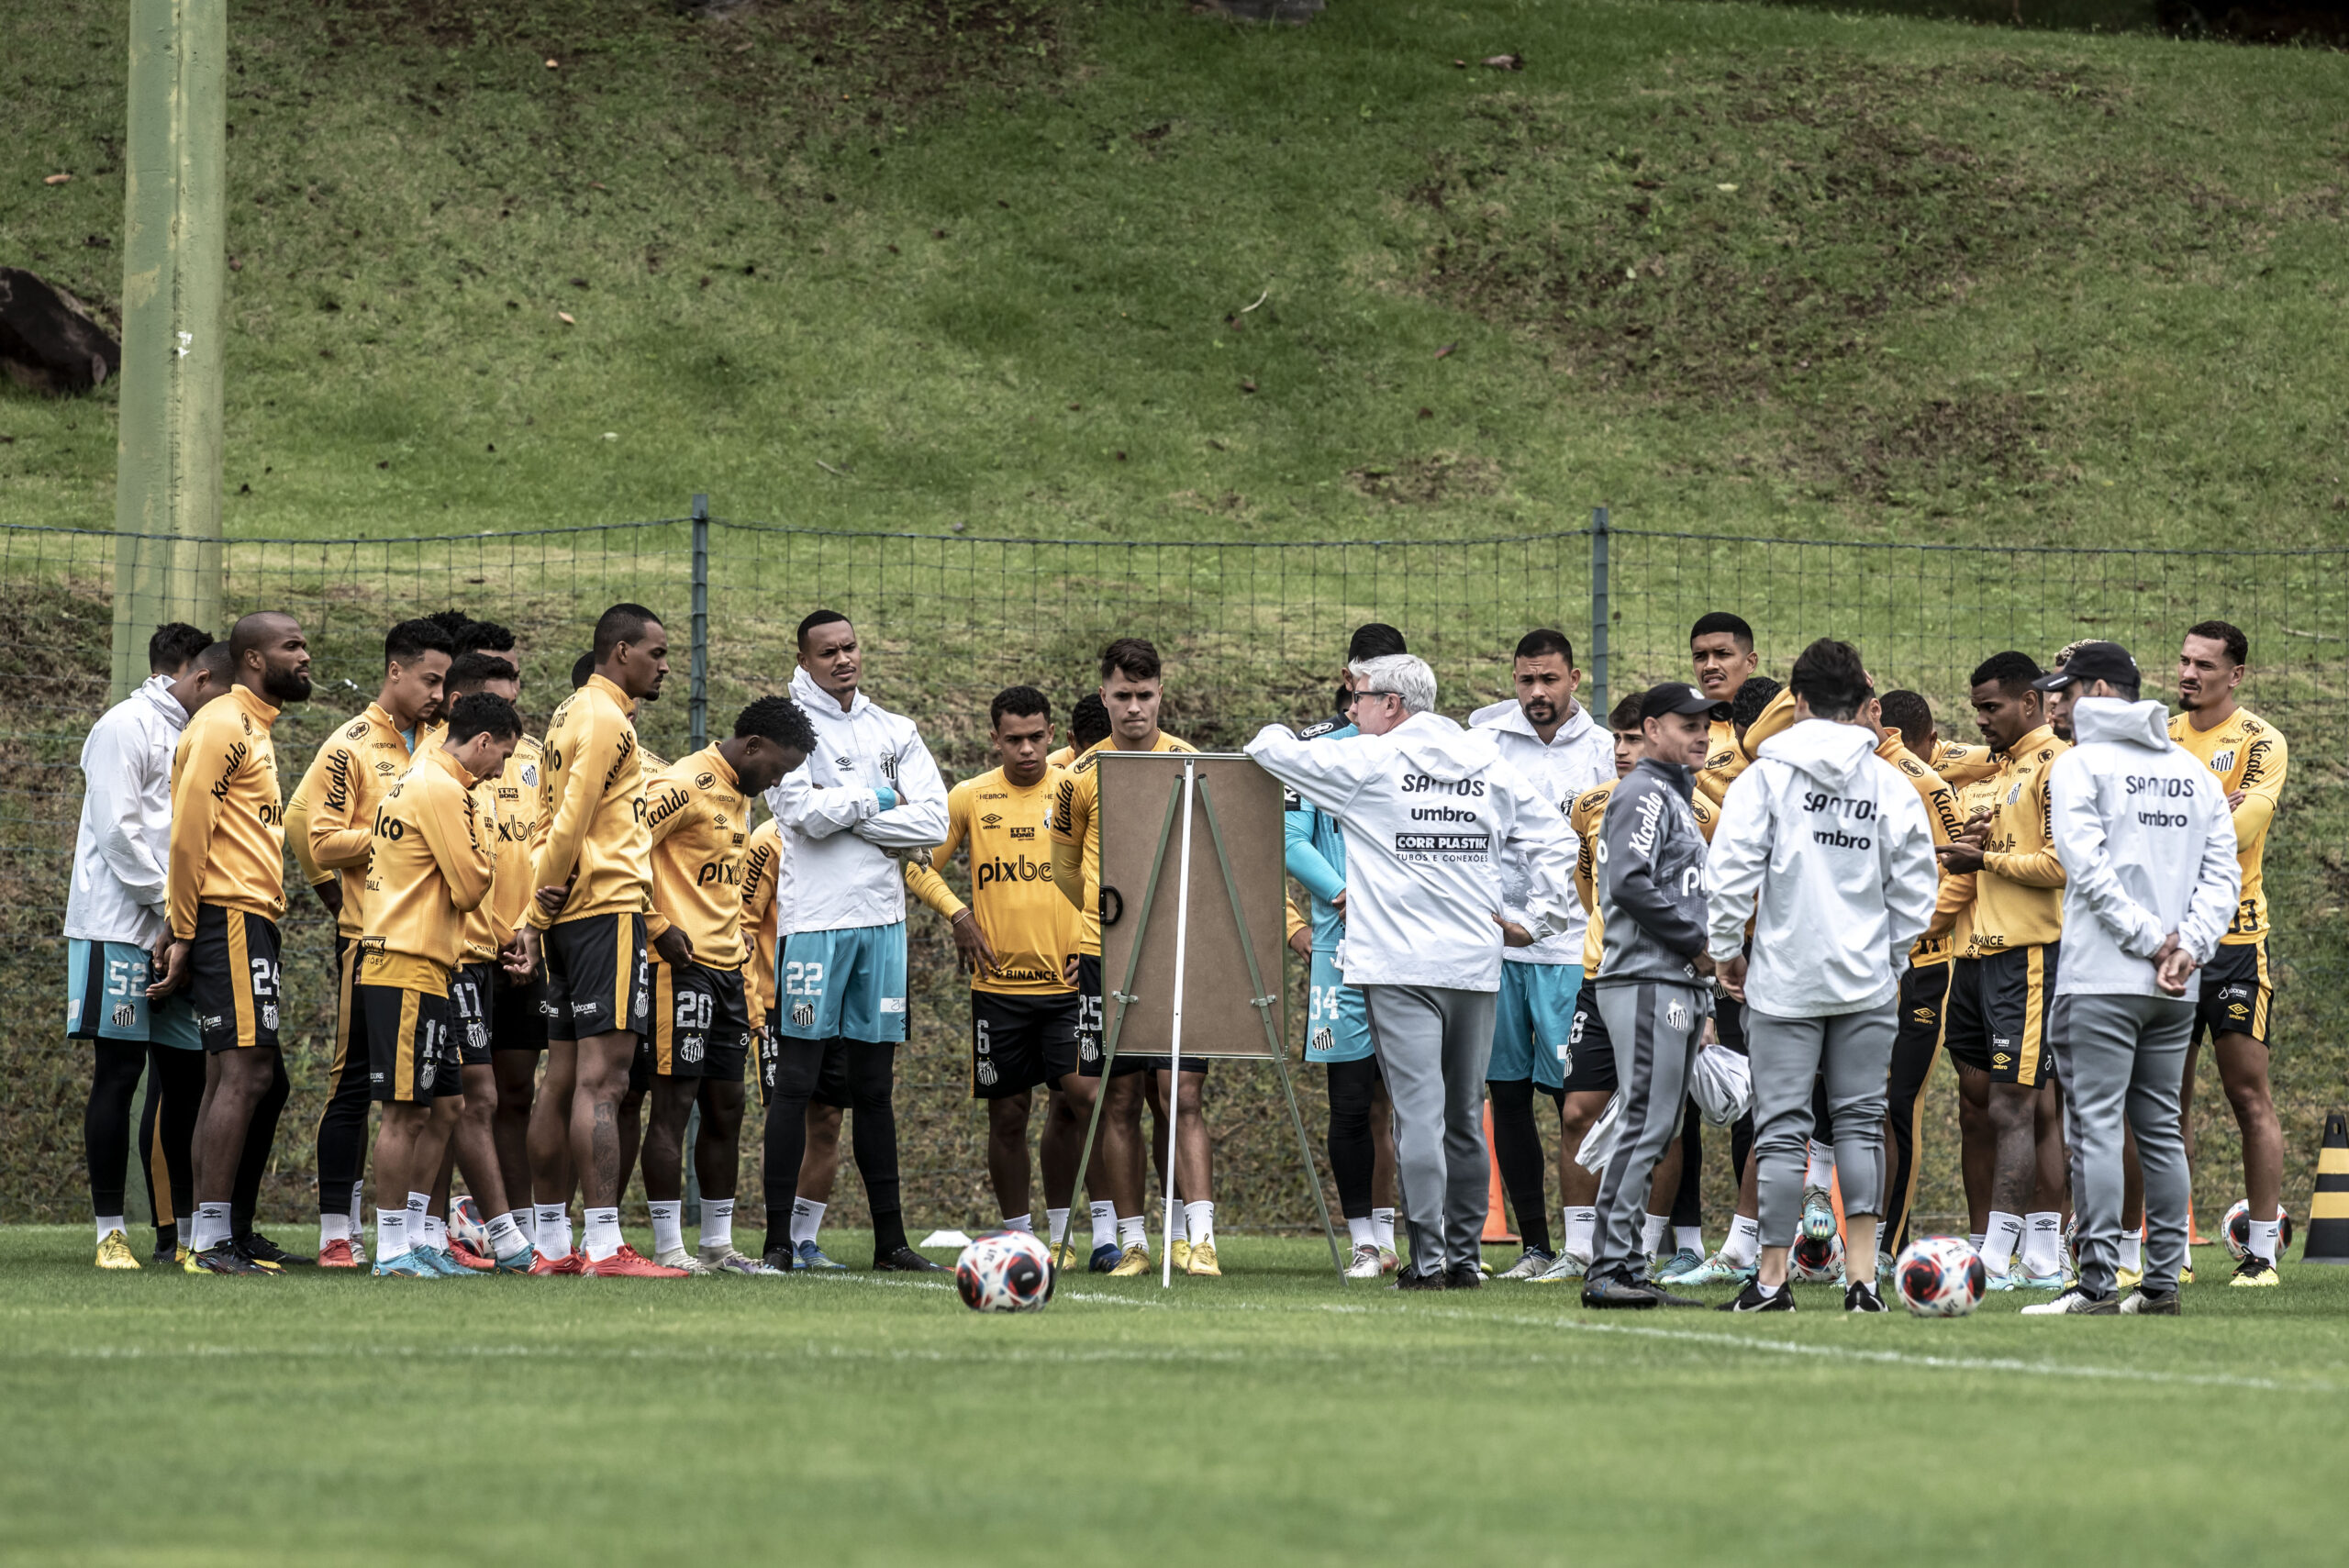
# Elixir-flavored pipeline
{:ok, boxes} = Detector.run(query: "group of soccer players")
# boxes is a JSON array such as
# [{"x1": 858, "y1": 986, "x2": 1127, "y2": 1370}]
[{"x1": 66, "y1": 593, "x2": 2291, "y2": 1298}]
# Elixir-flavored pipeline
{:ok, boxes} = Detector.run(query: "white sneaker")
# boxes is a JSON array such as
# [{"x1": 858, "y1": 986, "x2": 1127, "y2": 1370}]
[
  {"x1": 1345, "y1": 1243, "x2": 1386, "y2": 1280},
  {"x1": 1495, "y1": 1248, "x2": 1555, "y2": 1281},
  {"x1": 2021, "y1": 1286, "x2": 2118, "y2": 1316},
  {"x1": 652, "y1": 1246, "x2": 713, "y2": 1275},
  {"x1": 1530, "y1": 1250, "x2": 1591, "y2": 1284}
]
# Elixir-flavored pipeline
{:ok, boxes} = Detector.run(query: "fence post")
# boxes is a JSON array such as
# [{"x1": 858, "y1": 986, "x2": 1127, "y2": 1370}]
[
  {"x1": 1588, "y1": 506, "x2": 1609, "y2": 721},
  {"x1": 689, "y1": 494, "x2": 710, "y2": 753}
]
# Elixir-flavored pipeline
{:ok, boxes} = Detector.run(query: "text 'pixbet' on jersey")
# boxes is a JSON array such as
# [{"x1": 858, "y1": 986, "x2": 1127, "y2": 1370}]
[{"x1": 974, "y1": 854, "x2": 1055, "y2": 891}]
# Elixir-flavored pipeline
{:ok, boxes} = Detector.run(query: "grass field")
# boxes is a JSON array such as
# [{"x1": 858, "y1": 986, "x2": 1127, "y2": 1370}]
[{"x1": 5, "y1": 1224, "x2": 2348, "y2": 1565}]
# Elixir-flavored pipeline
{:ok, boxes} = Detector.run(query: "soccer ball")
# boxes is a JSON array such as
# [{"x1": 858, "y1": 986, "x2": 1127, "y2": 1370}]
[
  {"x1": 450, "y1": 1195, "x2": 491, "y2": 1252},
  {"x1": 1789, "y1": 1230, "x2": 1845, "y2": 1284},
  {"x1": 2221, "y1": 1199, "x2": 2295, "y2": 1262},
  {"x1": 955, "y1": 1230, "x2": 1055, "y2": 1313},
  {"x1": 1894, "y1": 1236, "x2": 1986, "y2": 1318}
]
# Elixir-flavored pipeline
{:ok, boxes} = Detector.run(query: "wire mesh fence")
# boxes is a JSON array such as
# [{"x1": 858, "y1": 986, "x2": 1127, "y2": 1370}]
[{"x1": 3, "y1": 513, "x2": 2340, "y2": 1237}]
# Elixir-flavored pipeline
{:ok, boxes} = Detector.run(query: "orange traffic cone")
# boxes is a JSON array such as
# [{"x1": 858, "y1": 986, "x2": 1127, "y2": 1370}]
[{"x1": 1481, "y1": 1105, "x2": 1520, "y2": 1243}]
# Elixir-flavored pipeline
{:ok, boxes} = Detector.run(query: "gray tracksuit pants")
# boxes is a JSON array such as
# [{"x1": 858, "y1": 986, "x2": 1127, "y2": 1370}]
[
  {"x1": 1591, "y1": 981, "x2": 1707, "y2": 1282},
  {"x1": 1746, "y1": 1004, "x2": 1897, "y2": 1247},
  {"x1": 1364, "y1": 985, "x2": 1497, "y2": 1278},
  {"x1": 2050, "y1": 991, "x2": 2193, "y2": 1296}
]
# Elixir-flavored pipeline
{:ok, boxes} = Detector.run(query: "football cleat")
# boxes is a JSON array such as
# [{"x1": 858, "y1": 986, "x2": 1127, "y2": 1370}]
[
  {"x1": 371, "y1": 1251, "x2": 438, "y2": 1278},
  {"x1": 184, "y1": 1244, "x2": 273, "y2": 1275},
  {"x1": 1048, "y1": 1240, "x2": 1081, "y2": 1271},
  {"x1": 445, "y1": 1238, "x2": 495, "y2": 1273},
  {"x1": 150, "y1": 1236, "x2": 180, "y2": 1269},
  {"x1": 491, "y1": 1245, "x2": 538, "y2": 1274},
  {"x1": 2120, "y1": 1289, "x2": 2181, "y2": 1316},
  {"x1": 702, "y1": 1246, "x2": 785, "y2": 1276},
  {"x1": 350, "y1": 1233, "x2": 370, "y2": 1268},
  {"x1": 317, "y1": 1238, "x2": 362, "y2": 1269},
  {"x1": 2229, "y1": 1256, "x2": 2280, "y2": 1288},
  {"x1": 1170, "y1": 1239, "x2": 1193, "y2": 1273},
  {"x1": 1662, "y1": 1251, "x2": 1754, "y2": 1288},
  {"x1": 794, "y1": 1241, "x2": 849, "y2": 1273},
  {"x1": 1799, "y1": 1185, "x2": 1837, "y2": 1242},
  {"x1": 1647, "y1": 1247, "x2": 1704, "y2": 1284},
  {"x1": 2021, "y1": 1286, "x2": 2119, "y2": 1316},
  {"x1": 652, "y1": 1247, "x2": 714, "y2": 1275},
  {"x1": 1444, "y1": 1262, "x2": 1484, "y2": 1290},
  {"x1": 420, "y1": 1246, "x2": 478, "y2": 1278},
  {"x1": 238, "y1": 1232, "x2": 308, "y2": 1269},
  {"x1": 2015, "y1": 1271, "x2": 2067, "y2": 1292},
  {"x1": 95, "y1": 1229, "x2": 141, "y2": 1270},
  {"x1": 1844, "y1": 1281, "x2": 1888, "y2": 1313},
  {"x1": 584, "y1": 1243, "x2": 689, "y2": 1278},
  {"x1": 1380, "y1": 1247, "x2": 1399, "y2": 1274},
  {"x1": 873, "y1": 1245, "x2": 948, "y2": 1273},
  {"x1": 2180, "y1": 1260, "x2": 2195, "y2": 1285},
  {"x1": 1496, "y1": 1248, "x2": 1554, "y2": 1282},
  {"x1": 1389, "y1": 1267, "x2": 1446, "y2": 1292},
  {"x1": 1345, "y1": 1243, "x2": 1386, "y2": 1280},
  {"x1": 1985, "y1": 1268, "x2": 2022, "y2": 1293},
  {"x1": 1107, "y1": 1243, "x2": 1152, "y2": 1277},
  {"x1": 1531, "y1": 1250, "x2": 1593, "y2": 1284},
  {"x1": 1585, "y1": 1274, "x2": 1699, "y2": 1309},
  {"x1": 1186, "y1": 1240, "x2": 1221, "y2": 1277},
  {"x1": 1088, "y1": 1242, "x2": 1124, "y2": 1273},
  {"x1": 529, "y1": 1248, "x2": 586, "y2": 1276},
  {"x1": 1720, "y1": 1279, "x2": 1795, "y2": 1313},
  {"x1": 2114, "y1": 1265, "x2": 2143, "y2": 1291}
]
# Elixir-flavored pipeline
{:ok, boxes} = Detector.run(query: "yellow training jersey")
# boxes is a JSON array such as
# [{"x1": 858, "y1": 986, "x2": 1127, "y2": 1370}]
[
  {"x1": 1694, "y1": 688, "x2": 1795, "y2": 806},
  {"x1": 1931, "y1": 738, "x2": 2000, "y2": 787},
  {"x1": 167, "y1": 684, "x2": 288, "y2": 941},
  {"x1": 1572, "y1": 776, "x2": 1717, "y2": 974},
  {"x1": 1970, "y1": 725, "x2": 2069, "y2": 954},
  {"x1": 1048, "y1": 730, "x2": 1197, "y2": 958},
  {"x1": 740, "y1": 818, "x2": 782, "y2": 1028},
  {"x1": 907, "y1": 767, "x2": 1079, "y2": 995},
  {"x1": 645, "y1": 745, "x2": 754, "y2": 971},
  {"x1": 1876, "y1": 733, "x2": 1964, "y2": 965},
  {"x1": 472, "y1": 734, "x2": 545, "y2": 961},
  {"x1": 361, "y1": 743, "x2": 494, "y2": 988},
  {"x1": 287, "y1": 703, "x2": 416, "y2": 940},
  {"x1": 2170, "y1": 705, "x2": 2286, "y2": 945},
  {"x1": 529, "y1": 673, "x2": 652, "y2": 930}
]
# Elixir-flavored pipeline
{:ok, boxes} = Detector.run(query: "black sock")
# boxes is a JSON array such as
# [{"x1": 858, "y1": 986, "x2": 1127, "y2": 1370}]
[
  {"x1": 231, "y1": 1053, "x2": 291, "y2": 1240},
  {"x1": 1486, "y1": 1079, "x2": 1551, "y2": 1255},
  {"x1": 1669, "y1": 1100, "x2": 1704, "y2": 1232}
]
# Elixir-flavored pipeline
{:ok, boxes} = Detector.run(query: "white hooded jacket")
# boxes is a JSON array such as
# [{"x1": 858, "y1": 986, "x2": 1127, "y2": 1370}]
[
  {"x1": 1471, "y1": 698, "x2": 1614, "y2": 967},
  {"x1": 764, "y1": 666, "x2": 950, "y2": 936},
  {"x1": 2049, "y1": 696, "x2": 2239, "y2": 997},
  {"x1": 1246, "y1": 710, "x2": 1577, "y2": 993},
  {"x1": 64, "y1": 675, "x2": 190, "y2": 949},
  {"x1": 1705, "y1": 717, "x2": 1934, "y2": 1018}
]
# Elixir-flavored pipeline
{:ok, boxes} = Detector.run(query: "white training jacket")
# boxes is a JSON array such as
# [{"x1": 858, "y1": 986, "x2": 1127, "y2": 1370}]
[
  {"x1": 1471, "y1": 698, "x2": 1614, "y2": 967},
  {"x1": 1246, "y1": 710, "x2": 1577, "y2": 994},
  {"x1": 2048, "y1": 696, "x2": 2240, "y2": 997},
  {"x1": 64, "y1": 675, "x2": 190, "y2": 950},
  {"x1": 764, "y1": 666, "x2": 949, "y2": 936},
  {"x1": 1704, "y1": 717, "x2": 1934, "y2": 1018}
]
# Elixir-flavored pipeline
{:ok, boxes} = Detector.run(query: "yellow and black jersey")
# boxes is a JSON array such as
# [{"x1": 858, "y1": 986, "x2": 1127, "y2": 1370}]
[
  {"x1": 529, "y1": 673, "x2": 651, "y2": 930},
  {"x1": 1876, "y1": 733, "x2": 1964, "y2": 965},
  {"x1": 470, "y1": 734, "x2": 545, "y2": 961},
  {"x1": 1571, "y1": 777, "x2": 1716, "y2": 974},
  {"x1": 167, "y1": 685, "x2": 288, "y2": 941},
  {"x1": 907, "y1": 767, "x2": 1079, "y2": 995},
  {"x1": 361, "y1": 743, "x2": 493, "y2": 987},
  {"x1": 2171, "y1": 705, "x2": 2288, "y2": 945},
  {"x1": 1048, "y1": 730, "x2": 1197, "y2": 958},
  {"x1": 1043, "y1": 743, "x2": 1082, "y2": 770},
  {"x1": 1694, "y1": 688, "x2": 1795, "y2": 806},
  {"x1": 1942, "y1": 770, "x2": 2002, "y2": 961},
  {"x1": 1931, "y1": 738, "x2": 2000, "y2": 788},
  {"x1": 286, "y1": 703, "x2": 415, "y2": 940},
  {"x1": 1971, "y1": 725, "x2": 2069, "y2": 955},
  {"x1": 645, "y1": 745, "x2": 753, "y2": 970},
  {"x1": 740, "y1": 818, "x2": 782, "y2": 1027}
]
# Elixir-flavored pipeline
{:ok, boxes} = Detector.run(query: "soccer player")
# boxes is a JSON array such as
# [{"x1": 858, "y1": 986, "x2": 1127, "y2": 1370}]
[
  {"x1": 1471, "y1": 630, "x2": 1613, "y2": 1279},
  {"x1": 1051, "y1": 638, "x2": 1202, "y2": 1275},
  {"x1": 763, "y1": 610, "x2": 950, "y2": 1273},
  {"x1": 1935, "y1": 652, "x2": 2070, "y2": 1289},
  {"x1": 1286, "y1": 626, "x2": 1409, "y2": 1278},
  {"x1": 152, "y1": 612, "x2": 311, "y2": 1275},
  {"x1": 2024, "y1": 643, "x2": 2238, "y2": 1316},
  {"x1": 1046, "y1": 694, "x2": 1110, "y2": 770},
  {"x1": 287, "y1": 617, "x2": 454, "y2": 1265},
  {"x1": 67, "y1": 625, "x2": 224, "y2": 1268},
  {"x1": 1687, "y1": 613, "x2": 1794, "y2": 806},
  {"x1": 2169, "y1": 619, "x2": 2290, "y2": 1284},
  {"x1": 361, "y1": 692, "x2": 521, "y2": 1275},
  {"x1": 640, "y1": 695, "x2": 813, "y2": 1274},
  {"x1": 907, "y1": 686, "x2": 1100, "y2": 1258},
  {"x1": 1707, "y1": 640, "x2": 1934, "y2": 1313},
  {"x1": 511, "y1": 603, "x2": 684, "y2": 1277}
]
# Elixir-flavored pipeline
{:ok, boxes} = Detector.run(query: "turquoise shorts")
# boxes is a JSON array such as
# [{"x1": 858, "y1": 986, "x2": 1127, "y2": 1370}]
[
  {"x1": 1488, "y1": 961, "x2": 1582, "y2": 1091},
  {"x1": 66, "y1": 939, "x2": 201, "y2": 1050},
  {"x1": 776, "y1": 922, "x2": 908, "y2": 1044},
  {"x1": 1305, "y1": 949, "x2": 1375, "y2": 1064}
]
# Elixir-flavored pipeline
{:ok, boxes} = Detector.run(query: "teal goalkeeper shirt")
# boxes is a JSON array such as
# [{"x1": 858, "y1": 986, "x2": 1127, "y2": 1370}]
[{"x1": 1281, "y1": 717, "x2": 1353, "y2": 953}]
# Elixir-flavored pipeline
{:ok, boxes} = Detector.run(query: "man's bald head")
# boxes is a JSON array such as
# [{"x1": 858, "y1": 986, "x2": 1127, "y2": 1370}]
[
  {"x1": 228, "y1": 611, "x2": 298, "y2": 662},
  {"x1": 228, "y1": 612, "x2": 313, "y2": 706}
]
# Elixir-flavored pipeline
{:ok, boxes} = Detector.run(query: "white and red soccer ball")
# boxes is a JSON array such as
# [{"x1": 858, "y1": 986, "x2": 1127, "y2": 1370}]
[
  {"x1": 1894, "y1": 1235, "x2": 1986, "y2": 1318},
  {"x1": 956, "y1": 1229, "x2": 1055, "y2": 1313},
  {"x1": 2221, "y1": 1199, "x2": 2294, "y2": 1262}
]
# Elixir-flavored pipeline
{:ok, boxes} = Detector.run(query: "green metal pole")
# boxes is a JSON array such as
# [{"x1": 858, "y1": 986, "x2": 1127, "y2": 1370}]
[{"x1": 113, "y1": 0, "x2": 226, "y2": 699}]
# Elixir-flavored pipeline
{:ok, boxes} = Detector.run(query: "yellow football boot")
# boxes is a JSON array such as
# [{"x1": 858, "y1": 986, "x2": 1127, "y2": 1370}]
[
  {"x1": 2229, "y1": 1257, "x2": 2280, "y2": 1288},
  {"x1": 1107, "y1": 1243, "x2": 1152, "y2": 1278},
  {"x1": 2114, "y1": 1265, "x2": 2143, "y2": 1291},
  {"x1": 1186, "y1": 1240, "x2": 1221, "y2": 1277},
  {"x1": 1049, "y1": 1240, "x2": 1080, "y2": 1271},
  {"x1": 95, "y1": 1229, "x2": 141, "y2": 1270},
  {"x1": 1171, "y1": 1239, "x2": 1192, "y2": 1273}
]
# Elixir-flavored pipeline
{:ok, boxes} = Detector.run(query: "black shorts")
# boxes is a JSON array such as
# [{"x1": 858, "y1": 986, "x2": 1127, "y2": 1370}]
[
  {"x1": 450, "y1": 962, "x2": 497, "y2": 1069},
  {"x1": 1949, "y1": 944, "x2": 2056, "y2": 1087},
  {"x1": 1896, "y1": 961, "x2": 1952, "y2": 1062},
  {"x1": 759, "y1": 1029, "x2": 855, "y2": 1110},
  {"x1": 1561, "y1": 979, "x2": 1620, "y2": 1094},
  {"x1": 187, "y1": 906, "x2": 284, "y2": 1054},
  {"x1": 651, "y1": 961, "x2": 751, "y2": 1081},
  {"x1": 1072, "y1": 956, "x2": 1210, "y2": 1079},
  {"x1": 493, "y1": 972, "x2": 549, "y2": 1054},
  {"x1": 971, "y1": 991, "x2": 1081, "y2": 1099},
  {"x1": 2192, "y1": 940, "x2": 2271, "y2": 1048},
  {"x1": 541, "y1": 912, "x2": 651, "y2": 1040},
  {"x1": 1713, "y1": 992, "x2": 1747, "y2": 1055},
  {"x1": 360, "y1": 980, "x2": 460, "y2": 1103}
]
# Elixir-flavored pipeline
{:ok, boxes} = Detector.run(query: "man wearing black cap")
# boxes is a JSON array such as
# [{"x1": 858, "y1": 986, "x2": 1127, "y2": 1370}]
[{"x1": 1584, "y1": 683, "x2": 1726, "y2": 1307}]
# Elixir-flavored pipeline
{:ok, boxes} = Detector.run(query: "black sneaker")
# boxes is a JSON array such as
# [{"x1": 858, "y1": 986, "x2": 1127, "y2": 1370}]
[
  {"x1": 1389, "y1": 1267, "x2": 1445, "y2": 1292},
  {"x1": 150, "y1": 1231, "x2": 180, "y2": 1269},
  {"x1": 1720, "y1": 1279, "x2": 1795, "y2": 1313},
  {"x1": 1444, "y1": 1263, "x2": 1485, "y2": 1290},
  {"x1": 237, "y1": 1232, "x2": 309, "y2": 1269},
  {"x1": 1844, "y1": 1281, "x2": 1888, "y2": 1313},
  {"x1": 2120, "y1": 1288, "x2": 2180, "y2": 1316},
  {"x1": 762, "y1": 1247, "x2": 799, "y2": 1274},
  {"x1": 184, "y1": 1243, "x2": 273, "y2": 1275},
  {"x1": 1582, "y1": 1273, "x2": 1662, "y2": 1309},
  {"x1": 872, "y1": 1245, "x2": 946, "y2": 1273}
]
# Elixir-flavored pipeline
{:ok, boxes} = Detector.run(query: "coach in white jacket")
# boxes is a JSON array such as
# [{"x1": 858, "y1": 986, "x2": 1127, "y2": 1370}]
[
  {"x1": 762, "y1": 610, "x2": 950, "y2": 1271},
  {"x1": 1706, "y1": 639, "x2": 1932, "y2": 1312},
  {"x1": 2023, "y1": 643, "x2": 2238, "y2": 1316},
  {"x1": 1249, "y1": 653, "x2": 1577, "y2": 1288}
]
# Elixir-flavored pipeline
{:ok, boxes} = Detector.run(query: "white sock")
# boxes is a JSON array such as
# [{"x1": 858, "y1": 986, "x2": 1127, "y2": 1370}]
[
  {"x1": 95, "y1": 1214, "x2": 126, "y2": 1242},
  {"x1": 485, "y1": 1211, "x2": 529, "y2": 1260},
  {"x1": 1167, "y1": 1202, "x2": 1188, "y2": 1243},
  {"x1": 1722, "y1": 1214, "x2": 1761, "y2": 1268},
  {"x1": 790, "y1": 1197, "x2": 826, "y2": 1247},
  {"x1": 1001, "y1": 1214, "x2": 1034, "y2": 1233},
  {"x1": 1373, "y1": 1207, "x2": 1397, "y2": 1252},
  {"x1": 349, "y1": 1182, "x2": 365, "y2": 1234},
  {"x1": 190, "y1": 1202, "x2": 231, "y2": 1252},
  {"x1": 2021, "y1": 1212, "x2": 2063, "y2": 1277},
  {"x1": 1089, "y1": 1200, "x2": 1117, "y2": 1253},
  {"x1": 319, "y1": 1212, "x2": 351, "y2": 1246},
  {"x1": 534, "y1": 1204, "x2": 572, "y2": 1260},
  {"x1": 375, "y1": 1207, "x2": 409, "y2": 1261},
  {"x1": 2119, "y1": 1231, "x2": 2142, "y2": 1272},
  {"x1": 1805, "y1": 1142, "x2": 1835, "y2": 1189},
  {"x1": 2249, "y1": 1218, "x2": 2280, "y2": 1265},
  {"x1": 1563, "y1": 1207, "x2": 1595, "y2": 1259},
  {"x1": 422, "y1": 1214, "x2": 448, "y2": 1250},
  {"x1": 1640, "y1": 1212, "x2": 1669, "y2": 1260},
  {"x1": 1968, "y1": 1231, "x2": 1986, "y2": 1253},
  {"x1": 1046, "y1": 1207, "x2": 1070, "y2": 1244},
  {"x1": 1874, "y1": 1219, "x2": 1888, "y2": 1253},
  {"x1": 650, "y1": 1200, "x2": 684, "y2": 1258},
  {"x1": 1982, "y1": 1212, "x2": 2024, "y2": 1273},
  {"x1": 1185, "y1": 1200, "x2": 1216, "y2": 1247},
  {"x1": 701, "y1": 1198, "x2": 734, "y2": 1252},
  {"x1": 1117, "y1": 1215, "x2": 1147, "y2": 1251},
  {"x1": 1348, "y1": 1216, "x2": 1376, "y2": 1248},
  {"x1": 406, "y1": 1191, "x2": 431, "y2": 1249},
  {"x1": 507, "y1": 1208, "x2": 535, "y2": 1247},
  {"x1": 1674, "y1": 1225, "x2": 1703, "y2": 1257},
  {"x1": 583, "y1": 1206, "x2": 623, "y2": 1262}
]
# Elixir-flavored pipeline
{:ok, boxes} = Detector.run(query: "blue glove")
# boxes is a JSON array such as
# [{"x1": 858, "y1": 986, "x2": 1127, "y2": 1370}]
[{"x1": 874, "y1": 786, "x2": 898, "y2": 812}]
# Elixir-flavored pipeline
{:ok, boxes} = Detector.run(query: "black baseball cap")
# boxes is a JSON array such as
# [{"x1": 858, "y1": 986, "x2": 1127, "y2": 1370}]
[
  {"x1": 1640, "y1": 682, "x2": 1732, "y2": 723},
  {"x1": 2032, "y1": 640, "x2": 2137, "y2": 694}
]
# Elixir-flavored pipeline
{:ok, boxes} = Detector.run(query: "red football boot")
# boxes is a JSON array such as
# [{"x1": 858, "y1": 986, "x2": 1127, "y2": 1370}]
[
  {"x1": 529, "y1": 1247, "x2": 585, "y2": 1276},
  {"x1": 317, "y1": 1238, "x2": 361, "y2": 1269},
  {"x1": 446, "y1": 1238, "x2": 495, "y2": 1272},
  {"x1": 583, "y1": 1243, "x2": 689, "y2": 1278}
]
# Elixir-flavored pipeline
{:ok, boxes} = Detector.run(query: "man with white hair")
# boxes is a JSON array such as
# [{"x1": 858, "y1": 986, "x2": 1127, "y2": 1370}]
[{"x1": 1248, "y1": 653, "x2": 1577, "y2": 1289}]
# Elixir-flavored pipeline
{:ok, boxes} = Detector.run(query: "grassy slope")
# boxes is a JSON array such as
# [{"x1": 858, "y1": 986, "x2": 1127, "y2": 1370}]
[
  {"x1": 5, "y1": 1227, "x2": 2349, "y2": 1565},
  {"x1": 5, "y1": 0, "x2": 2347, "y2": 546}
]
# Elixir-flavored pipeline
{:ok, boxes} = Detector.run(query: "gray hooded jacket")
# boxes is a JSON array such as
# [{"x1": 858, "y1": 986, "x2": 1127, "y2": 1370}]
[{"x1": 1595, "y1": 757, "x2": 1711, "y2": 987}]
